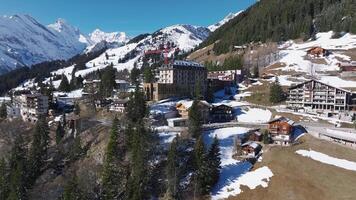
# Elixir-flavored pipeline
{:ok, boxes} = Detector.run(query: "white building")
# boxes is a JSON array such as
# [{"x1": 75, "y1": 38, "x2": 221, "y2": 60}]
[{"x1": 15, "y1": 93, "x2": 49, "y2": 123}]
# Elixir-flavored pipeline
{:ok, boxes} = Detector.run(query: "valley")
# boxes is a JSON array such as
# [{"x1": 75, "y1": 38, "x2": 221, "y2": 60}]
[{"x1": 1, "y1": 0, "x2": 356, "y2": 200}]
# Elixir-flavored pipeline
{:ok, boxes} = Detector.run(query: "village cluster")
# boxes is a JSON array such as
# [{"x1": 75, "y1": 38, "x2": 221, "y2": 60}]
[{"x1": 1, "y1": 44, "x2": 356, "y2": 164}]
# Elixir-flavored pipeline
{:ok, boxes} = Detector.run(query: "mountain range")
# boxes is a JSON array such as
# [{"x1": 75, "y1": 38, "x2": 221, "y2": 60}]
[{"x1": 0, "y1": 12, "x2": 240, "y2": 74}]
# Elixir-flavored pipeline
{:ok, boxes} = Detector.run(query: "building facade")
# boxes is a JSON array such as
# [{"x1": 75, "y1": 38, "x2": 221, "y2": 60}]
[
  {"x1": 287, "y1": 79, "x2": 356, "y2": 113},
  {"x1": 15, "y1": 93, "x2": 49, "y2": 123},
  {"x1": 144, "y1": 60, "x2": 207, "y2": 101},
  {"x1": 267, "y1": 117, "x2": 294, "y2": 146}
]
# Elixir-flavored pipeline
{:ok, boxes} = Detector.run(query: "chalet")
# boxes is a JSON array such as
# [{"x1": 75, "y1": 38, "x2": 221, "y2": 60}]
[
  {"x1": 176, "y1": 100, "x2": 211, "y2": 123},
  {"x1": 307, "y1": 47, "x2": 329, "y2": 57},
  {"x1": 110, "y1": 99, "x2": 129, "y2": 113},
  {"x1": 245, "y1": 129, "x2": 263, "y2": 142},
  {"x1": 210, "y1": 104, "x2": 233, "y2": 122},
  {"x1": 287, "y1": 79, "x2": 356, "y2": 113},
  {"x1": 241, "y1": 141, "x2": 262, "y2": 158},
  {"x1": 268, "y1": 117, "x2": 294, "y2": 146}
]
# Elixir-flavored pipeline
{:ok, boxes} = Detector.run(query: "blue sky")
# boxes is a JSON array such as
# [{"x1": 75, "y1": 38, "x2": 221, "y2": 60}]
[{"x1": 0, "y1": 0, "x2": 256, "y2": 36}]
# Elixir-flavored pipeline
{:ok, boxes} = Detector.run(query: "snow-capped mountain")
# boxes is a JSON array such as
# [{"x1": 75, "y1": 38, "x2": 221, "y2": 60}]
[
  {"x1": 154, "y1": 24, "x2": 210, "y2": 52},
  {"x1": 89, "y1": 29, "x2": 129, "y2": 45},
  {"x1": 208, "y1": 11, "x2": 243, "y2": 32},
  {"x1": 0, "y1": 14, "x2": 88, "y2": 73},
  {"x1": 81, "y1": 24, "x2": 211, "y2": 77}
]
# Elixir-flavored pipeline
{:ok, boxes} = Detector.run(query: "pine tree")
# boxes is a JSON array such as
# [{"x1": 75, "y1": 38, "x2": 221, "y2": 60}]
[
  {"x1": 0, "y1": 158, "x2": 9, "y2": 200},
  {"x1": 62, "y1": 174, "x2": 83, "y2": 200},
  {"x1": 143, "y1": 67, "x2": 154, "y2": 83},
  {"x1": 263, "y1": 130, "x2": 270, "y2": 144},
  {"x1": 8, "y1": 135, "x2": 27, "y2": 200},
  {"x1": 166, "y1": 137, "x2": 180, "y2": 199},
  {"x1": 188, "y1": 100, "x2": 202, "y2": 138},
  {"x1": 130, "y1": 65, "x2": 141, "y2": 87},
  {"x1": 206, "y1": 136, "x2": 221, "y2": 190},
  {"x1": 27, "y1": 117, "x2": 49, "y2": 185},
  {"x1": 74, "y1": 103, "x2": 80, "y2": 116},
  {"x1": 126, "y1": 123, "x2": 148, "y2": 200},
  {"x1": 63, "y1": 113, "x2": 67, "y2": 127},
  {"x1": 100, "y1": 64, "x2": 116, "y2": 97},
  {"x1": 69, "y1": 135, "x2": 83, "y2": 161},
  {"x1": 126, "y1": 87, "x2": 147, "y2": 123},
  {"x1": 194, "y1": 81, "x2": 203, "y2": 100},
  {"x1": 193, "y1": 136, "x2": 209, "y2": 196},
  {"x1": 0, "y1": 103, "x2": 7, "y2": 118},
  {"x1": 59, "y1": 75, "x2": 71, "y2": 92},
  {"x1": 56, "y1": 121, "x2": 65, "y2": 145},
  {"x1": 101, "y1": 117, "x2": 125, "y2": 200},
  {"x1": 269, "y1": 78, "x2": 285, "y2": 104}
]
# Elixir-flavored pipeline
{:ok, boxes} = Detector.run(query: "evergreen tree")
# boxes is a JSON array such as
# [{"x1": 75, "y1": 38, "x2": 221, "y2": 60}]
[
  {"x1": 126, "y1": 88, "x2": 147, "y2": 123},
  {"x1": 263, "y1": 130, "x2": 270, "y2": 144},
  {"x1": 74, "y1": 103, "x2": 80, "y2": 116},
  {"x1": 59, "y1": 74, "x2": 71, "y2": 92},
  {"x1": 0, "y1": 158, "x2": 9, "y2": 200},
  {"x1": 56, "y1": 121, "x2": 65, "y2": 145},
  {"x1": 8, "y1": 135, "x2": 27, "y2": 200},
  {"x1": 269, "y1": 78, "x2": 285, "y2": 104},
  {"x1": 206, "y1": 136, "x2": 221, "y2": 190},
  {"x1": 100, "y1": 65, "x2": 116, "y2": 97},
  {"x1": 194, "y1": 81, "x2": 203, "y2": 100},
  {"x1": 63, "y1": 113, "x2": 67, "y2": 127},
  {"x1": 130, "y1": 65, "x2": 141, "y2": 87},
  {"x1": 143, "y1": 67, "x2": 154, "y2": 83},
  {"x1": 0, "y1": 103, "x2": 7, "y2": 118},
  {"x1": 193, "y1": 136, "x2": 209, "y2": 196},
  {"x1": 166, "y1": 137, "x2": 180, "y2": 199},
  {"x1": 126, "y1": 123, "x2": 148, "y2": 200},
  {"x1": 188, "y1": 100, "x2": 202, "y2": 138},
  {"x1": 62, "y1": 174, "x2": 83, "y2": 200},
  {"x1": 27, "y1": 117, "x2": 50, "y2": 185},
  {"x1": 101, "y1": 117, "x2": 125, "y2": 200},
  {"x1": 69, "y1": 136, "x2": 83, "y2": 161}
]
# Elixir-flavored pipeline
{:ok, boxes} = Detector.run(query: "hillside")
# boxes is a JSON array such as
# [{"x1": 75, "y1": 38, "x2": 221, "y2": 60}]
[{"x1": 200, "y1": 0, "x2": 356, "y2": 55}]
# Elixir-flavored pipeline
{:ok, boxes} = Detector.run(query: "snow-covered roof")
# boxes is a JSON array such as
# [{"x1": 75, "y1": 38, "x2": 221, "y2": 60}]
[
  {"x1": 176, "y1": 100, "x2": 210, "y2": 110},
  {"x1": 268, "y1": 116, "x2": 295, "y2": 125},
  {"x1": 241, "y1": 141, "x2": 260, "y2": 149}
]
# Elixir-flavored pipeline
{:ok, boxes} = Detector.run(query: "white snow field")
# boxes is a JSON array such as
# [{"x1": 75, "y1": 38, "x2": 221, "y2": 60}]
[
  {"x1": 276, "y1": 31, "x2": 356, "y2": 73},
  {"x1": 204, "y1": 127, "x2": 273, "y2": 199},
  {"x1": 158, "y1": 132, "x2": 180, "y2": 144},
  {"x1": 235, "y1": 107, "x2": 272, "y2": 123},
  {"x1": 296, "y1": 149, "x2": 356, "y2": 171}
]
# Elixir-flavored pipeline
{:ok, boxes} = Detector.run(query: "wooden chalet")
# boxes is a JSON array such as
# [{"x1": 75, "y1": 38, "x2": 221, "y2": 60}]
[
  {"x1": 267, "y1": 117, "x2": 295, "y2": 146},
  {"x1": 210, "y1": 104, "x2": 233, "y2": 122}
]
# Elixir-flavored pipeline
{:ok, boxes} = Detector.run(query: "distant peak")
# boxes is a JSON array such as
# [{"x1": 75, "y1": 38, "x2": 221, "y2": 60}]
[{"x1": 208, "y1": 10, "x2": 243, "y2": 32}]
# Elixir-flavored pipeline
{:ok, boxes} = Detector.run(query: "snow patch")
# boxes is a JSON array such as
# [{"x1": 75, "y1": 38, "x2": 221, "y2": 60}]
[{"x1": 296, "y1": 149, "x2": 356, "y2": 171}]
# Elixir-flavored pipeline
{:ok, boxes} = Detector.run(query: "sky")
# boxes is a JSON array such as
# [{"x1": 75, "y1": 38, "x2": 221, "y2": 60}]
[{"x1": 0, "y1": 0, "x2": 256, "y2": 36}]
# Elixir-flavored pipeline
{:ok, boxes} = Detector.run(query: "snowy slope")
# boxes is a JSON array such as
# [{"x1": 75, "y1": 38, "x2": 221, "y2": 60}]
[
  {"x1": 75, "y1": 24, "x2": 211, "y2": 78},
  {"x1": 0, "y1": 15, "x2": 88, "y2": 73},
  {"x1": 208, "y1": 11, "x2": 243, "y2": 32},
  {"x1": 275, "y1": 31, "x2": 356, "y2": 73}
]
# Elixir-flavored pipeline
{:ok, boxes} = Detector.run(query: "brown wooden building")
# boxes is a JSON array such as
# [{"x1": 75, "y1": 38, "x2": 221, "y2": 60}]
[{"x1": 210, "y1": 104, "x2": 233, "y2": 122}]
